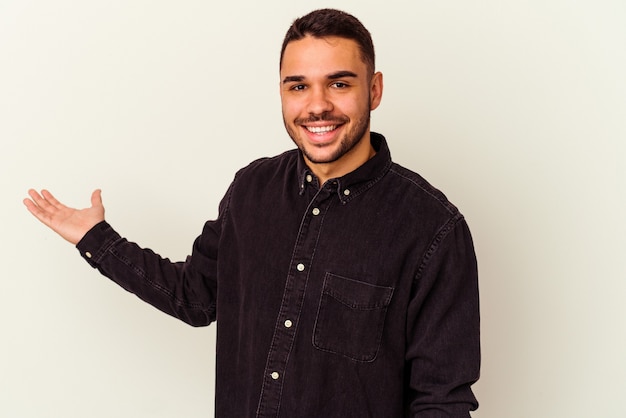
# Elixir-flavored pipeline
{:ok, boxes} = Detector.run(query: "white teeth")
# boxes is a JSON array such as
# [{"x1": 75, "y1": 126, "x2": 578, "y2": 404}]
[{"x1": 306, "y1": 125, "x2": 336, "y2": 134}]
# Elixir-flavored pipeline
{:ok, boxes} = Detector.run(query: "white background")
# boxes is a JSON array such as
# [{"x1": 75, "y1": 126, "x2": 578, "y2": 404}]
[{"x1": 1, "y1": 1, "x2": 625, "y2": 417}]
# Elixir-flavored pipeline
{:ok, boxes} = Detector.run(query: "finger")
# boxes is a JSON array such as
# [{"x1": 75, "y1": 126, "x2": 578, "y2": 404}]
[
  {"x1": 41, "y1": 189, "x2": 65, "y2": 210},
  {"x1": 23, "y1": 197, "x2": 42, "y2": 216},
  {"x1": 91, "y1": 189, "x2": 102, "y2": 208},
  {"x1": 27, "y1": 189, "x2": 52, "y2": 211},
  {"x1": 27, "y1": 188, "x2": 42, "y2": 202},
  {"x1": 23, "y1": 196, "x2": 50, "y2": 223}
]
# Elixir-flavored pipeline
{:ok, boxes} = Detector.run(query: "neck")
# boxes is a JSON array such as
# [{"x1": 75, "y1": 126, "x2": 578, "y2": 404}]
[{"x1": 307, "y1": 133, "x2": 376, "y2": 186}]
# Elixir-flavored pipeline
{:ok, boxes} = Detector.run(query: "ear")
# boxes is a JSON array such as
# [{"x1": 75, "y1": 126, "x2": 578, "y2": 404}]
[{"x1": 369, "y1": 71, "x2": 383, "y2": 111}]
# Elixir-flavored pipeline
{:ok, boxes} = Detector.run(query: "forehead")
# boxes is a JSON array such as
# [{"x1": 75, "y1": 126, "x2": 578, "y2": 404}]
[{"x1": 280, "y1": 36, "x2": 366, "y2": 76}]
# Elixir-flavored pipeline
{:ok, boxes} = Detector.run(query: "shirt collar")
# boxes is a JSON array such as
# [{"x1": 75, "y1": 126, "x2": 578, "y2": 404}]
[{"x1": 297, "y1": 132, "x2": 392, "y2": 202}]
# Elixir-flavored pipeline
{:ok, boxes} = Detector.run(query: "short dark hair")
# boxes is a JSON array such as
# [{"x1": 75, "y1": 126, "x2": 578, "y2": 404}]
[{"x1": 280, "y1": 9, "x2": 375, "y2": 74}]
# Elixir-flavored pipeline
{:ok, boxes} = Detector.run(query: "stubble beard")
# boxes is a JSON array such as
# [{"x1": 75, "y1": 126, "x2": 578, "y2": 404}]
[{"x1": 284, "y1": 109, "x2": 371, "y2": 165}]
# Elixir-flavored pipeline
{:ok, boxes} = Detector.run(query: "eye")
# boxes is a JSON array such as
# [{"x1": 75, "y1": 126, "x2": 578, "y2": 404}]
[
  {"x1": 331, "y1": 81, "x2": 349, "y2": 89},
  {"x1": 290, "y1": 84, "x2": 306, "y2": 91}
]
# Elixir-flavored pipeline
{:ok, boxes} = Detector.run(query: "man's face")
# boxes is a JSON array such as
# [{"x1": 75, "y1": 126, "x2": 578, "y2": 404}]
[{"x1": 280, "y1": 36, "x2": 382, "y2": 177}]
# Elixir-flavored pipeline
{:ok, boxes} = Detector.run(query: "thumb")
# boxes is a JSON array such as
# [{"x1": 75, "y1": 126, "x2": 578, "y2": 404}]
[{"x1": 91, "y1": 189, "x2": 103, "y2": 207}]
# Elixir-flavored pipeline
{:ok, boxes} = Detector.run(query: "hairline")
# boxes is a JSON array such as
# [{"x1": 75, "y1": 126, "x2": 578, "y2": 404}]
[{"x1": 279, "y1": 35, "x2": 375, "y2": 76}]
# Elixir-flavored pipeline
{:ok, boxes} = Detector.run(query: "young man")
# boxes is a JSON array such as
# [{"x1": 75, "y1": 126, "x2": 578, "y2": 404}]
[{"x1": 24, "y1": 9, "x2": 480, "y2": 417}]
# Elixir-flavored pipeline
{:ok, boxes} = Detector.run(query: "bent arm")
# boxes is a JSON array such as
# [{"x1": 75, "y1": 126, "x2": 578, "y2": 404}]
[
  {"x1": 76, "y1": 220, "x2": 219, "y2": 327},
  {"x1": 24, "y1": 188, "x2": 219, "y2": 327}
]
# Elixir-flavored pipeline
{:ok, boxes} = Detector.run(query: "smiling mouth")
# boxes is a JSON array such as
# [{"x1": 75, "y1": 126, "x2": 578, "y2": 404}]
[{"x1": 305, "y1": 125, "x2": 338, "y2": 134}]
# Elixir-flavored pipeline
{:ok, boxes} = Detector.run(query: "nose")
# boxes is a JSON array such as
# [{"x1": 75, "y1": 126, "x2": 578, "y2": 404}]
[{"x1": 306, "y1": 86, "x2": 333, "y2": 116}]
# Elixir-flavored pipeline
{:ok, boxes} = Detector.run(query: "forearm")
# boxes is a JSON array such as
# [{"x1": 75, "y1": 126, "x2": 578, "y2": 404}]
[{"x1": 76, "y1": 221, "x2": 216, "y2": 326}]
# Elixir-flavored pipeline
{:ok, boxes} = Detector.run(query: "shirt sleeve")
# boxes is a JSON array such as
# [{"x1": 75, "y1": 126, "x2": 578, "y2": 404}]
[
  {"x1": 405, "y1": 216, "x2": 481, "y2": 417},
  {"x1": 75, "y1": 217, "x2": 220, "y2": 327}
]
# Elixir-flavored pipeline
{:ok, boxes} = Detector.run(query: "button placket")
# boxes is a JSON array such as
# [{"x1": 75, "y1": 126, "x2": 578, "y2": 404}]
[{"x1": 256, "y1": 188, "x2": 332, "y2": 417}]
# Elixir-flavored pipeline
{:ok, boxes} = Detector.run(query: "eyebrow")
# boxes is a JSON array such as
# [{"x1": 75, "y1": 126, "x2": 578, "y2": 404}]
[
  {"x1": 282, "y1": 75, "x2": 305, "y2": 84},
  {"x1": 328, "y1": 70, "x2": 358, "y2": 80},
  {"x1": 282, "y1": 70, "x2": 359, "y2": 84}
]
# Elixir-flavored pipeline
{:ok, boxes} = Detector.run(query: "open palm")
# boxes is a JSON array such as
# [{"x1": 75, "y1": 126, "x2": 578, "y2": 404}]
[{"x1": 24, "y1": 189, "x2": 105, "y2": 245}]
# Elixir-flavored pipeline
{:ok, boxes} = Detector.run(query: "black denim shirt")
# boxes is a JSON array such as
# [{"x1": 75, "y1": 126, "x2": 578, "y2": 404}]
[{"x1": 77, "y1": 133, "x2": 480, "y2": 417}]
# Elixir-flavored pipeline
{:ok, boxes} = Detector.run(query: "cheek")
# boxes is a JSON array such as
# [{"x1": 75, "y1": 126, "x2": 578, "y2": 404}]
[
  {"x1": 343, "y1": 86, "x2": 370, "y2": 107},
  {"x1": 280, "y1": 97, "x2": 300, "y2": 119},
  {"x1": 337, "y1": 95, "x2": 368, "y2": 117}
]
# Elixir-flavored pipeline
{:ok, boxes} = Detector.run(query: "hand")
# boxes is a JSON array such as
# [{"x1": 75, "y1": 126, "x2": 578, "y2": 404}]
[{"x1": 24, "y1": 189, "x2": 106, "y2": 245}]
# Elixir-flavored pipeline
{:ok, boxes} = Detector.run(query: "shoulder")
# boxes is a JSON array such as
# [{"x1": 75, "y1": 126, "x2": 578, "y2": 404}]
[
  {"x1": 234, "y1": 149, "x2": 299, "y2": 182},
  {"x1": 223, "y1": 149, "x2": 301, "y2": 206},
  {"x1": 385, "y1": 162, "x2": 462, "y2": 220},
  {"x1": 369, "y1": 132, "x2": 461, "y2": 220}
]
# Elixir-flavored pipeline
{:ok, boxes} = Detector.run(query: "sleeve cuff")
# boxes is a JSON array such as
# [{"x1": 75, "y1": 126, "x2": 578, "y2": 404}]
[{"x1": 75, "y1": 220, "x2": 122, "y2": 268}]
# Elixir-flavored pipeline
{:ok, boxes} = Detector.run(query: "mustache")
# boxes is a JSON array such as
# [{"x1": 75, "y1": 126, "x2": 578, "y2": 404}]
[{"x1": 295, "y1": 113, "x2": 349, "y2": 125}]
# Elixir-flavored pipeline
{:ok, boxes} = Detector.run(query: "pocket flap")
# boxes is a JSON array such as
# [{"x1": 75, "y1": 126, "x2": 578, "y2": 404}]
[{"x1": 323, "y1": 273, "x2": 394, "y2": 310}]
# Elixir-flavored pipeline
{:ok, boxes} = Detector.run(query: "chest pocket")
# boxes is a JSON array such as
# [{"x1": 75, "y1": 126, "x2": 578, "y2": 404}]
[{"x1": 313, "y1": 273, "x2": 394, "y2": 362}]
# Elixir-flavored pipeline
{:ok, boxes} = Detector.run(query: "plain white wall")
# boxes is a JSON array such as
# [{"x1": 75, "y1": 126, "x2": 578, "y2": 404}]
[{"x1": 2, "y1": 1, "x2": 625, "y2": 417}]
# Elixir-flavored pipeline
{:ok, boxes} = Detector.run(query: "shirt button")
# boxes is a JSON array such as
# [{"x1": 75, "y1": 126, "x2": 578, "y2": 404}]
[
  {"x1": 271, "y1": 372, "x2": 280, "y2": 380},
  {"x1": 343, "y1": 189, "x2": 351, "y2": 196},
  {"x1": 85, "y1": 252, "x2": 92, "y2": 258},
  {"x1": 296, "y1": 263, "x2": 305, "y2": 272},
  {"x1": 312, "y1": 208, "x2": 320, "y2": 216},
  {"x1": 306, "y1": 174, "x2": 313, "y2": 183},
  {"x1": 284, "y1": 319, "x2": 293, "y2": 328}
]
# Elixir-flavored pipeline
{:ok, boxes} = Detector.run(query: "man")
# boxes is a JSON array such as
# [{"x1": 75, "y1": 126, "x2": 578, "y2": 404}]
[{"x1": 24, "y1": 8, "x2": 480, "y2": 417}]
